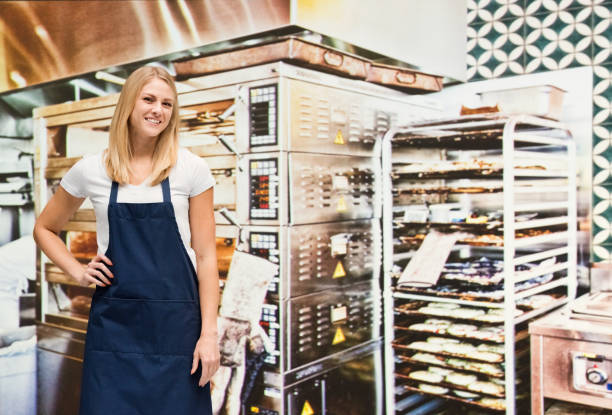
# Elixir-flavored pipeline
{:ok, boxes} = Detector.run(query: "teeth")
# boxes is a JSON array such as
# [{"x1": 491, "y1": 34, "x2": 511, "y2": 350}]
[{"x1": 145, "y1": 118, "x2": 161, "y2": 125}]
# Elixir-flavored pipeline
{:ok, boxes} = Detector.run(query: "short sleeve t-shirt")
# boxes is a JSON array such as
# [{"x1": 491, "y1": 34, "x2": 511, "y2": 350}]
[{"x1": 60, "y1": 147, "x2": 215, "y2": 267}]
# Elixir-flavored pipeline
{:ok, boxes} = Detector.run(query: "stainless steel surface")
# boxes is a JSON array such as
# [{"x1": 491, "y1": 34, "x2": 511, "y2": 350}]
[
  {"x1": 572, "y1": 291, "x2": 612, "y2": 320},
  {"x1": 244, "y1": 220, "x2": 380, "y2": 299},
  {"x1": 174, "y1": 36, "x2": 443, "y2": 93},
  {"x1": 285, "y1": 280, "x2": 381, "y2": 371},
  {"x1": 530, "y1": 302, "x2": 612, "y2": 345},
  {"x1": 530, "y1": 306, "x2": 612, "y2": 413}
]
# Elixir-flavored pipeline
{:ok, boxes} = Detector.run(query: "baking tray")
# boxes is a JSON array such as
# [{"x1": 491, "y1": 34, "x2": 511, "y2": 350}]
[
  {"x1": 395, "y1": 353, "x2": 505, "y2": 378},
  {"x1": 173, "y1": 36, "x2": 443, "y2": 92},
  {"x1": 395, "y1": 366, "x2": 506, "y2": 398},
  {"x1": 396, "y1": 383, "x2": 506, "y2": 412}
]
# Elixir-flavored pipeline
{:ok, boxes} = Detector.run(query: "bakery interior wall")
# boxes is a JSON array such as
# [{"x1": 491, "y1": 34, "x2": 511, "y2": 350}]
[{"x1": 465, "y1": 0, "x2": 611, "y2": 265}]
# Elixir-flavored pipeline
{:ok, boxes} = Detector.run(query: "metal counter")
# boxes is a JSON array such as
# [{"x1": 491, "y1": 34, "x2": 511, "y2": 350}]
[{"x1": 530, "y1": 305, "x2": 612, "y2": 414}]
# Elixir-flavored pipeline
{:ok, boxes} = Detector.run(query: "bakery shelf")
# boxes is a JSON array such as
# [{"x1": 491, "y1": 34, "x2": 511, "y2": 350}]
[
  {"x1": 382, "y1": 114, "x2": 577, "y2": 415},
  {"x1": 396, "y1": 353, "x2": 505, "y2": 378},
  {"x1": 394, "y1": 323, "x2": 528, "y2": 345},
  {"x1": 392, "y1": 293, "x2": 504, "y2": 309},
  {"x1": 513, "y1": 247, "x2": 568, "y2": 266},
  {"x1": 513, "y1": 216, "x2": 568, "y2": 230},
  {"x1": 513, "y1": 277, "x2": 570, "y2": 301},
  {"x1": 512, "y1": 201, "x2": 568, "y2": 212},
  {"x1": 513, "y1": 296, "x2": 569, "y2": 325},
  {"x1": 397, "y1": 383, "x2": 507, "y2": 412},
  {"x1": 395, "y1": 372, "x2": 506, "y2": 398},
  {"x1": 513, "y1": 185, "x2": 568, "y2": 194},
  {"x1": 514, "y1": 261, "x2": 568, "y2": 284},
  {"x1": 512, "y1": 231, "x2": 569, "y2": 248}
]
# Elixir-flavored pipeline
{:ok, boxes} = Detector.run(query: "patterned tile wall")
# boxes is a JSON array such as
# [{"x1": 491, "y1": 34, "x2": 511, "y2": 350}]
[{"x1": 467, "y1": 0, "x2": 612, "y2": 262}]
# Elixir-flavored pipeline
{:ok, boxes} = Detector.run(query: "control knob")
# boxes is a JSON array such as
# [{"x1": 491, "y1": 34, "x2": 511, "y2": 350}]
[{"x1": 586, "y1": 367, "x2": 608, "y2": 385}]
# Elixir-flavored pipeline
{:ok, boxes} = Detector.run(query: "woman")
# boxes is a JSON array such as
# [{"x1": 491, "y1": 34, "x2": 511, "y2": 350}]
[{"x1": 33, "y1": 66, "x2": 219, "y2": 414}]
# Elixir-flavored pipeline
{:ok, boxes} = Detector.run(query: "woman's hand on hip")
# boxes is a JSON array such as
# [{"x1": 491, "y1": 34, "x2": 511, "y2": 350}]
[
  {"x1": 191, "y1": 334, "x2": 220, "y2": 386},
  {"x1": 76, "y1": 254, "x2": 114, "y2": 287}
]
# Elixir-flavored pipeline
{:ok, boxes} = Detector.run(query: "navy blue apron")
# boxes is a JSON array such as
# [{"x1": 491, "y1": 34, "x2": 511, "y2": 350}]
[{"x1": 79, "y1": 177, "x2": 212, "y2": 415}]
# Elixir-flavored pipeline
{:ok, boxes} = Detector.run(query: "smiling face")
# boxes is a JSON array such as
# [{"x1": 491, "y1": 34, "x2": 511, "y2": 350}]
[{"x1": 128, "y1": 77, "x2": 174, "y2": 142}]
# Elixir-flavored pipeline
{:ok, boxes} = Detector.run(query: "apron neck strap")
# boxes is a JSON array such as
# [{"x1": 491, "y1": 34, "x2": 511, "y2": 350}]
[
  {"x1": 161, "y1": 177, "x2": 171, "y2": 203},
  {"x1": 109, "y1": 177, "x2": 171, "y2": 204},
  {"x1": 110, "y1": 181, "x2": 119, "y2": 204}
]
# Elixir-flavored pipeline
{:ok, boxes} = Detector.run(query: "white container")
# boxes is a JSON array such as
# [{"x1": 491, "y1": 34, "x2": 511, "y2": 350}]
[
  {"x1": 403, "y1": 205, "x2": 429, "y2": 223},
  {"x1": 429, "y1": 203, "x2": 465, "y2": 223},
  {"x1": 479, "y1": 85, "x2": 566, "y2": 120}
]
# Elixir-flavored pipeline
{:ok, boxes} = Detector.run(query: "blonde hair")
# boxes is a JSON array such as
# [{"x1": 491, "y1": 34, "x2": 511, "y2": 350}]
[{"x1": 105, "y1": 66, "x2": 179, "y2": 185}]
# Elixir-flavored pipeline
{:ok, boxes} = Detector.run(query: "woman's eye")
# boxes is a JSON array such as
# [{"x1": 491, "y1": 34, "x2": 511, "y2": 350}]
[
  {"x1": 163, "y1": 102, "x2": 173, "y2": 108},
  {"x1": 143, "y1": 96, "x2": 153, "y2": 102}
]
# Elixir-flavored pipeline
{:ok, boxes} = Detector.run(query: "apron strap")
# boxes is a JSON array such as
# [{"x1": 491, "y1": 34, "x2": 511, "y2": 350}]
[
  {"x1": 110, "y1": 181, "x2": 119, "y2": 205},
  {"x1": 161, "y1": 177, "x2": 171, "y2": 203},
  {"x1": 109, "y1": 178, "x2": 171, "y2": 204}
]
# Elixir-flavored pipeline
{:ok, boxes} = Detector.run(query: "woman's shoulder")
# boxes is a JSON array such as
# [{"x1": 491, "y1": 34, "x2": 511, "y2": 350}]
[
  {"x1": 174, "y1": 147, "x2": 215, "y2": 194},
  {"x1": 69, "y1": 152, "x2": 105, "y2": 175}
]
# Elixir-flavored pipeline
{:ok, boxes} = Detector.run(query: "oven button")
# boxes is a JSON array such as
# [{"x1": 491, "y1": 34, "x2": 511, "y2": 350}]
[{"x1": 586, "y1": 368, "x2": 608, "y2": 385}]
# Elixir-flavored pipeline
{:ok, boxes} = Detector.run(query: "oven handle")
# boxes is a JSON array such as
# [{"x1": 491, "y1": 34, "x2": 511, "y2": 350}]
[
  {"x1": 216, "y1": 134, "x2": 243, "y2": 172},
  {"x1": 218, "y1": 207, "x2": 247, "y2": 249}
]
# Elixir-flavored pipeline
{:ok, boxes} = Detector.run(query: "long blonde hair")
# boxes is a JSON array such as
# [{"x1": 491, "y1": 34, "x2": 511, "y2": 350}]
[{"x1": 105, "y1": 66, "x2": 179, "y2": 185}]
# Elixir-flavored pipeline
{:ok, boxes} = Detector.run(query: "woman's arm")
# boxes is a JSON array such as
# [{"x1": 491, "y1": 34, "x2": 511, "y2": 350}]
[
  {"x1": 33, "y1": 186, "x2": 113, "y2": 287},
  {"x1": 188, "y1": 187, "x2": 220, "y2": 386}
]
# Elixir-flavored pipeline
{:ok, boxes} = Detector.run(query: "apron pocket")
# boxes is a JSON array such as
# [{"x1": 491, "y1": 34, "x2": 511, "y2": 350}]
[{"x1": 88, "y1": 297, "x2": 201, "y2": 355}]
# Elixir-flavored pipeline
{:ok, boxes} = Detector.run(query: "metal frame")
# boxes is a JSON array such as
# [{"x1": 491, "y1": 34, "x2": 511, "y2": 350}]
[{"x1": 381, "y1": 115, "x2": 577, "y2": 415}]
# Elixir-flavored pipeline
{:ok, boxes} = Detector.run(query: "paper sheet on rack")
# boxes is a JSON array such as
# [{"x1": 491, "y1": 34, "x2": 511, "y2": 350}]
[
  {"x1": 398, "y1": 230, "x2": 469, "y2": 287},
  {"x1": 219, "y1": 250, "x2": 279, "y2": 325}
]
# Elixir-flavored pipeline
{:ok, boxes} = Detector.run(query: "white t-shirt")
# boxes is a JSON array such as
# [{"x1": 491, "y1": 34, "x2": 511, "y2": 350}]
[{"x1": 60, "y1": 147, "x2": 215, "y2": 267}]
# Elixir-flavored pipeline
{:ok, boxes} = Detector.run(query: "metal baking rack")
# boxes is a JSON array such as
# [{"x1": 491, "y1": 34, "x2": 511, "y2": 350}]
[{"x1": 381, "y1": 114, "x2": 577, "y2": 415}]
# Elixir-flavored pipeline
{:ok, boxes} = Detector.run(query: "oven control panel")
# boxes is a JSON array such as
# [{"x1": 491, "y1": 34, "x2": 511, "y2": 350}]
[
  {"x1": 249, "y1": 158, "x2": 279, "y2": 220},
  {"x1": 572, "y1": 352, "x2": 612, "y2": 396}
]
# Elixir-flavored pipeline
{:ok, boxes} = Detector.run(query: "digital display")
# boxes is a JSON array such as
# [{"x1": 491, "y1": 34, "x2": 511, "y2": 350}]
[
  {"x1": 249, "y1": 84, "x2": 277, "y2": 146},
  {"x1": 249, "y1": 158, "x2": 278, "y2": 219}
]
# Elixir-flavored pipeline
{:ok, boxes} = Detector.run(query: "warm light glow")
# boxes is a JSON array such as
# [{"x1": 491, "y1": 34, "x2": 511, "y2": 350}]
[
  {"x1": 9, "y1": 71, "x2": 26, "y2": 88},
  {"x1": 34, "y1": 25, "x2": 50, "y2": 40},
  {"x1": 177, "y1": 0, "x2": 199, "y2": 43},
  {"x1": 158, "y1": 0, "x2": 183, "y2": 46}
]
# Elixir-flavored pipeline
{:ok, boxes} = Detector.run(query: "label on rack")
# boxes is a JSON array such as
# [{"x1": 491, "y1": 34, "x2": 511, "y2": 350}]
[
  {"x1": 332, "y1": 261, "x2": 346, "y2": 278},
  {"x1": 332, "y1": 327, "x2": 346, "y2": 345}
]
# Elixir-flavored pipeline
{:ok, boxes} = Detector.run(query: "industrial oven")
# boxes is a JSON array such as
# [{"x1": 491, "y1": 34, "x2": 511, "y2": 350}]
[{"x1": 33, "y1": 61, "x2": 439, "y2": 414}]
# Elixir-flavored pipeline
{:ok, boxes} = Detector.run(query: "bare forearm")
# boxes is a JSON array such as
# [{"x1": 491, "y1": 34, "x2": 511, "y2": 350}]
[
  {"x1": 196, "y1": 256, "x2": 219, "y2": 337},
  {"x1": 33, "y1": 224, "x2": 84, "y2": 281}
]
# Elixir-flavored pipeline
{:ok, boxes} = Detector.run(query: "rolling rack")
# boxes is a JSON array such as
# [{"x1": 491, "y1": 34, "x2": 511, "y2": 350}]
[{"x1": 381, "y1": 114, "x2": 577, "y2": 415}]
